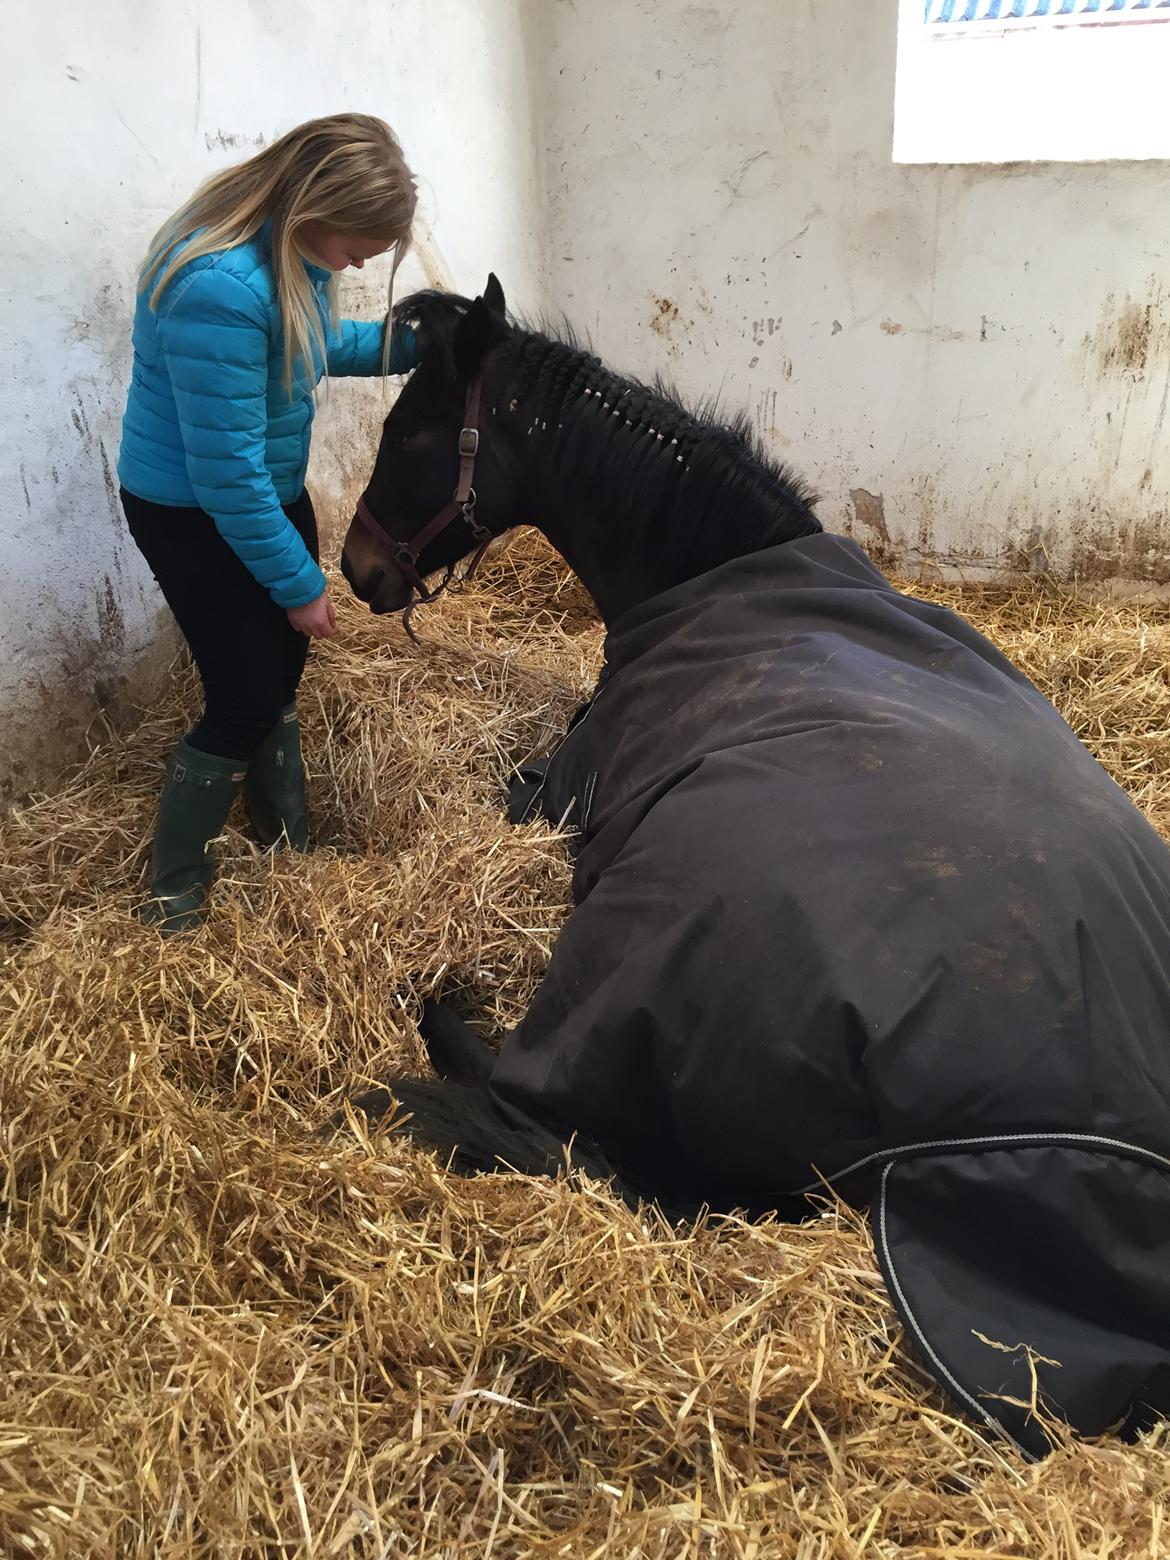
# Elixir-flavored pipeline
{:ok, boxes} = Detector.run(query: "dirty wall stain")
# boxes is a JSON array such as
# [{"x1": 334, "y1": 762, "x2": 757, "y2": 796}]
[
  {"x1": 650, "y1": 297, "x2": 681, "y2": 338},
  {"x1": 850, "y1": 487, "x2": 890, "y2": 547},
  {"x1": 1089, "y1": 282, "x2": 1170, "y2": 380}
]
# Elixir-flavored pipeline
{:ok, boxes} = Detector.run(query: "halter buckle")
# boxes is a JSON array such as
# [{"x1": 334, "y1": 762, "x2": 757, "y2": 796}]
[{"x1": 458, "y1": 427, "x2": 479, "y2": 458}]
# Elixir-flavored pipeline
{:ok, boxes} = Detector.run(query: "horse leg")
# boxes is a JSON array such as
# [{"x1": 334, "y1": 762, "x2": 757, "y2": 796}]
[
  {"x1": 321, "y1": 998, "x2": 488, "y2": 1133},
  {"x1": 418, "y1": 997, "x2": 495, "y2": 1083},
  {"x1": 330, "y1": 1050, "x2": 626, "y2": 1189},
  {"x1": 326, "y1": 1001, "x2": 643, "y2": 1205},
  {"x1": 388, "y1": 1074, "x2": 577, "y2": 1176}
]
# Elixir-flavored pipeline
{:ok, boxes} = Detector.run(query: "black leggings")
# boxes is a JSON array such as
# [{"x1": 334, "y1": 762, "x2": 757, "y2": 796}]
[{"x1": 121, "y1": 488, "x2": 319, "y2": 761}]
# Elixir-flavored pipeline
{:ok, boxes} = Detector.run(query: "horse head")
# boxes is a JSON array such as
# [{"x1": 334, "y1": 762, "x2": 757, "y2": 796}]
[{"x1": 340, "y1": 274, "x2": 522, "y2": 616}]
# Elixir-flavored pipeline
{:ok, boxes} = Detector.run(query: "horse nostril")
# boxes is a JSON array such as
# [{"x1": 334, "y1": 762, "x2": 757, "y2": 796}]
[
  {"x1": 340, "y1": 549, "x2": 384, "y2": 605},
  {"x1": 372, "y1": 572, "x2": 402, "y2": 614}
]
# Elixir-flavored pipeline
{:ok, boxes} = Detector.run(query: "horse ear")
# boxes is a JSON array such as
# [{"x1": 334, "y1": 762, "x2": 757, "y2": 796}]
[
  {"x1": 453, "y1": 294, "x2": 502, "y2": 380},
  {"x1": 483, "y1": 273, "x2": 506, "y2": 321},
  {"x1": 453, "y1": 298, "x2": 492, "y2": 378}
]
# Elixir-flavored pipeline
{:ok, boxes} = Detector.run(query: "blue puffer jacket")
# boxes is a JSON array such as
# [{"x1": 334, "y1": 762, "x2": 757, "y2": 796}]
[{"x1": 118, "y1": 225, "x2": 417, "y2": 608}]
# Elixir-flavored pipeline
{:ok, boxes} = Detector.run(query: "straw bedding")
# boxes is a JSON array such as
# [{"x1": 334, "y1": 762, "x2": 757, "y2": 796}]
[{"x1": 1, "y1": 531, "x2": 1168, "y2": 1557}]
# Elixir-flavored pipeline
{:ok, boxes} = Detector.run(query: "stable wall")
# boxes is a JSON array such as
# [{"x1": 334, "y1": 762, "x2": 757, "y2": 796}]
[
  {"x1": 8, "y1": 0, "x2": 1170, "y2": 802},
  {"x1": 1, "y1": 0, "x2": 544, "y2": 801},
  {"x1": 537, "y1": 0, "x2": 1170, "y2": 588}
]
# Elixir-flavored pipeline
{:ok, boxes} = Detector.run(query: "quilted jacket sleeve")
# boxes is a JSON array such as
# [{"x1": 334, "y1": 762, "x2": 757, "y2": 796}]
[
  {"x1": 156, "y1": 267, "x2": 327, "y2": 610},
  {"x1": 326, "y1": 317, "x2": 420, "y2": 378}
]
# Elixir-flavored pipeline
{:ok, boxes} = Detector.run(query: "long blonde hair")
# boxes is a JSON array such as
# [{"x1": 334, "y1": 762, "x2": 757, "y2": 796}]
[{"x1": 140, "y1": 113, "x2": 417, "y2": 389}]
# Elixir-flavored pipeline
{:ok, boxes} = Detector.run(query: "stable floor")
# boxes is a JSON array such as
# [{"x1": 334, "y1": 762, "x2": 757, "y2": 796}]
[{"x1": 2, "y1": 536, "x2": 1168, "y2": 1557}]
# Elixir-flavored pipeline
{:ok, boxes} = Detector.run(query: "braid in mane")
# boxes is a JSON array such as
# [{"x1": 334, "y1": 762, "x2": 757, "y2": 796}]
[{"x1": 498, "y1": 316, "x2": 822, "y2": 561}]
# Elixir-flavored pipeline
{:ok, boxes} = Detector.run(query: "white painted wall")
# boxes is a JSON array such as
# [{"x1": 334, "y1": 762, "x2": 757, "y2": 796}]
[
  {"x1": 8, "y1": 0, "x2": 1170, "y2": 799},
  {"x1": 1, "y1": 0, "x2": 544, "y2": 800},
  {"x1": 539, "y1": 0, "x2": 1170, "y2": 588}
]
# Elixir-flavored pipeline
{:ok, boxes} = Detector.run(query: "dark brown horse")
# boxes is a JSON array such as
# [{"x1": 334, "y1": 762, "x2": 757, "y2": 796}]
[{"x1": 338, "y1": 276, "x2": 1170, "y2": 1458}]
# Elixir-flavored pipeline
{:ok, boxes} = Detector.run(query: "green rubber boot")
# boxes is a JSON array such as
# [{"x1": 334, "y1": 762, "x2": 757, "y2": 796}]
[
  {"x1": 141, "y1": 739, "x2": 247, "y2": 937},
  {"x1": 244, "y1": 703, "x2": 311, "y2": 852}
]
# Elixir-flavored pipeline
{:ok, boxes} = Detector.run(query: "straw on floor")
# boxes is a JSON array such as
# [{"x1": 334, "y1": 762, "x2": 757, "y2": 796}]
[{"x1": 2, "y1": 531, "x2": 1168, "y2": 1558}]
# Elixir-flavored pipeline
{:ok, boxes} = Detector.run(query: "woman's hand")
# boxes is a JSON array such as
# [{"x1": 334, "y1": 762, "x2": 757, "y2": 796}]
[{"x1": 287, "y1": 590, "x2": 337, "y2": 639}]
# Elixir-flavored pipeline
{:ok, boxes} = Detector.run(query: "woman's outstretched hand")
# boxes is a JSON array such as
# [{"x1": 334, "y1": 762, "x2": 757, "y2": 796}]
[{"x1": 287, "y1": 590, "x2": 337, "y2": 639}]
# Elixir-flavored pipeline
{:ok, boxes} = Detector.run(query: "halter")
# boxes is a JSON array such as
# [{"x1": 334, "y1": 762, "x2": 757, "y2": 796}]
[{"x1": 353, "y1": 375, "x2": 492, "y2": 642}]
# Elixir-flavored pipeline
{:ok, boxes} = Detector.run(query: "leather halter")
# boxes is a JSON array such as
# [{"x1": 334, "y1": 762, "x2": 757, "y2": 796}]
[{"x1": 353, "y1": 375, "x2": 491, "y2": 639}]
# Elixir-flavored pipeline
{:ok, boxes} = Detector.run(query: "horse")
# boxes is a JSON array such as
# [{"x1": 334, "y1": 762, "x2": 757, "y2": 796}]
[{"x1": 337, "y1": 275, "x2": 1170, "y2": 1457}]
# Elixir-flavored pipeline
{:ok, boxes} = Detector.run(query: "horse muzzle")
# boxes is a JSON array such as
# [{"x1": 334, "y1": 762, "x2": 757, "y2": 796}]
[{"x1": 340, "y1": 531, "x2": 412, "y2": 614}]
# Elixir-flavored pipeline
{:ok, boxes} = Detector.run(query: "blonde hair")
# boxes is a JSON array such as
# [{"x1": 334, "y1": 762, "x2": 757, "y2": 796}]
[{"x1": 140, "y1": 113, "x2": 417, "y2": 389}]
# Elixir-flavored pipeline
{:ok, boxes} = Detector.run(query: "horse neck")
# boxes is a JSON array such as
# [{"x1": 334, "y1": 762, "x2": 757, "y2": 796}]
[
  {"x1": 528, "y1": 478, "x2": 663, "y2": 628},
  {"x1": 491, "y1": 338, "x2": 816, "y2": 628}
]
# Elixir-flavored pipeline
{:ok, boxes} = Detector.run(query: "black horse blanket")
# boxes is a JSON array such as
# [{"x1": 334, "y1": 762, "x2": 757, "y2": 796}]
[{"x1": 498, "y1": 533, "x2": 1170, "y2": 1456}]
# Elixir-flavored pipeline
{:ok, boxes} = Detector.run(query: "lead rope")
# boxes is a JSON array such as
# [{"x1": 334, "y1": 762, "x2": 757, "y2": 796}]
[
  {"x1": 401, "y1": 578, "x2": 448, "y2": 646},
  {"x1": 400, "y1": 535, "x2": 493, "y2": 645}
]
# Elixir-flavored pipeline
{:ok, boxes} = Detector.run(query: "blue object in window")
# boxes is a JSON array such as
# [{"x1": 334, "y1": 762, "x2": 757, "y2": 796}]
[{"x1": 926, "y1": 0, "x2": 1170, "y2": 19}]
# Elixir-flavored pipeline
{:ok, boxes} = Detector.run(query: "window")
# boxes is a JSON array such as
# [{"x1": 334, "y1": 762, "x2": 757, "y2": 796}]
[
  {"x1": 925, "y1": 0, "x2": 1170, "y2": 34},
  {"x1": 896, "y1": 0, "x2": 1170, "y2": 162}
]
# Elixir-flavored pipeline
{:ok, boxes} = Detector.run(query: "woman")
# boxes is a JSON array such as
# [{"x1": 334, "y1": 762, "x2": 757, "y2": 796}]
[{"x1": 118, "y1": 113, "x2": 418, "y2": 935}]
